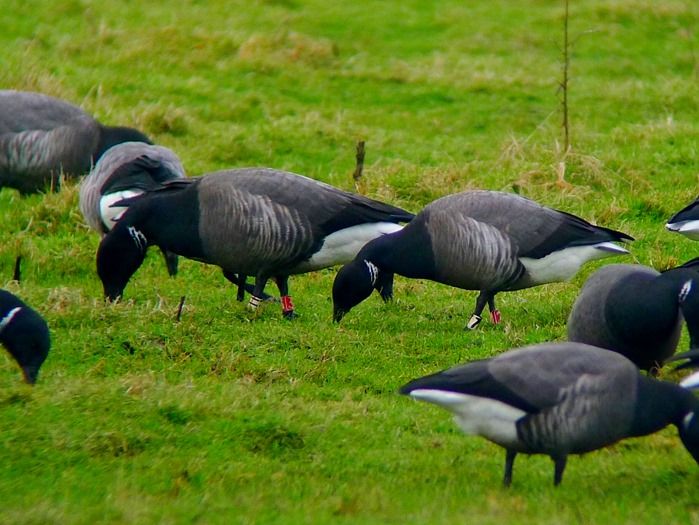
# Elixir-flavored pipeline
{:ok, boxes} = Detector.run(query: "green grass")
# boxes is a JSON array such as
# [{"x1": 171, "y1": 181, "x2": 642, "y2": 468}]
[{"x1": 2, "y1": 0, "x2": 699, "y2": 523}]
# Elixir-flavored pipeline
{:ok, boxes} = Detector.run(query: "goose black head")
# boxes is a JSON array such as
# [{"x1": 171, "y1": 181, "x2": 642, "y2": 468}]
[
  {"x1": 95, "y1": 126, "x2": 153, "y2": 160},
  {"x1": 0, "y1": 294, "x2": 50, "y2": 384},
  {"x1": 97, "y1": 223, "x2": 149, "y2": 301},
  {"x1": 679, "y1": 408, "x2": 699, "y2": 464},
  {"x1": 332, "y1": 259, "x2": 380, "y2": 322}
]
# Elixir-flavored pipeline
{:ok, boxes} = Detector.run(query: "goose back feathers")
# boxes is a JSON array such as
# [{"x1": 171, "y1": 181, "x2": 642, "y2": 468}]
[
  {"x1": 0, "y1": 90, "x2": 151, "y2": 193},
  {"x1": 332, "y1": 190, "x2": 632, "y2": 326},
  {"x1": 79, "y1": 142, "x2": 186, "y2": 235},
  {"x1": 0, "y1": 290, "x2": 50, "y2": 384},
  {"x1": 567, "y1": 261, "x2": 699, "y2": 370},
  {"x1": 96, "y1": 168, "x2": 414, "y2": 316},
  {"x1": 400, "y1": 342, "x2": 699, "y2": 486}
]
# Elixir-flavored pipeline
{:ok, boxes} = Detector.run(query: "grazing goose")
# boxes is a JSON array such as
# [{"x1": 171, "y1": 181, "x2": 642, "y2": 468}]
[
  {"x1": 667, "y1": 197, "x2": 699, "y2": 240},
  {"x1": 0, "y1": 90, "x2": 151, "y2": 193},
  {"x1": 332, "y1": 190, "x2": 632, "y2": 327},
  {"x1": 95, "y1": 168, "x2": 414, "y2": 317},
  {"x1": 567, "y1": 259, "x2": 699, "y2": 372},
  {"x1": 400, "y1": 342, "x2": 699, "y2": 486},
  {"x1": 0, "y1": 290, "x2": 50, "y2": 384},
  {"x1": 79, "y1": 142, "x2": 186, "y2": 276}
]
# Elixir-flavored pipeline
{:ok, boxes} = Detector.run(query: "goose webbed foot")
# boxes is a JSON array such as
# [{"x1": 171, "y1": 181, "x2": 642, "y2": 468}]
[
  {"x1": 466, "y1": 290, "x2": 493, "y2": 330},
  {"x1": 466, "y1": 314, "x2": 482, "y2": 330}
]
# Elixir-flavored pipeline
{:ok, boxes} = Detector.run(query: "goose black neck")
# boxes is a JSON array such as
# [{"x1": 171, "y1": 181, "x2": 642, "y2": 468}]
[
  {"x1": 631, "y1": 376, "x2": 697, "y2": 437},
  {"x1": 119, "y1": 187, "x2": 205, "y2": 260},
  {"x1": 357, "y1": 220, "x2": 436, "y2": 279}
]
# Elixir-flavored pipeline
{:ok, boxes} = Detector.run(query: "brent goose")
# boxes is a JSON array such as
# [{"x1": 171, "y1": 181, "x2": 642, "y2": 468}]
[
  {"x1": 332, "y1": 190, "x2": 632, "y2": 327},
  {"x1": 0, "y1": 90, "x2": 150, "y2": 193},
  {"x1": 0, "y1": 289, "x2": 50, "y2": 383},
  {"x1": 567, "y1": 259, "x2": 699, "y2": 372},
  {"x1": 401, "y1": 342, "x2": 699, "y2": 486},
  {"x1": 96, "y1": 168, "x2": 414, "y2": 318},
  {"x1": 79, "y1": 142, "x2": 186, "y2": 276}
]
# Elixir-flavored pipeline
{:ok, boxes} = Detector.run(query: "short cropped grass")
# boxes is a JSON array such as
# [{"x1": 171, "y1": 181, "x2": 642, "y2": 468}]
[{"x1": 2, "y1": 0, "x2": 699, "y2": 523}]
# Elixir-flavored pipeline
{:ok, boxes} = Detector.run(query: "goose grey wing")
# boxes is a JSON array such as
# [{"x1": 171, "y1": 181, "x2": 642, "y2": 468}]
[
  {"x1": 0, "y1": 117, "x2": 99, "y2": 182},
  {"x1": 514, "y1": 353, "x2": 638, "y2": 454},
  {"x1": 487, "y1": 343, "x2": 637, "y2": 411},
  {"x1": 425, "y1": 209, "x2": 523, "y2": 290},
  {"x1": 434, "y1": 191, "x2": 631, "y2": 258},
  {"x1": 215, "y1": 168, "x2": 413, "y2": 226},
  {"x1": 97, "y1": 145, "x2": 185, "y2": 194},
  {"x1": 0, "y1": 91, "x2": 90, "y2": 132},
  {"x1": 400, "y1": 358, "x2": 540, "y2": 413},
  {"x1": 196, "y1": 174, "x2": 316, "y2": 273},
  {"x1": 668, "y1": 197, "x2": 699, "y2": 224}
]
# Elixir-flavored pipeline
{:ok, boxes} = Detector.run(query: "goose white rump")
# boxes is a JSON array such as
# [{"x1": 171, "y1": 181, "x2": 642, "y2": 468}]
[
  {"x1": 520, "y1": 242, "x2": 629, "y2": 285},
  {"x1": 409, "y1": 389, "x2": 524, "y2": 448},
  {"x1": 666, "y1": 220, "x2": 699, "y2": 241},
  {"x1": 299, "y1": 222, "x2": 403, "y2": 271}
]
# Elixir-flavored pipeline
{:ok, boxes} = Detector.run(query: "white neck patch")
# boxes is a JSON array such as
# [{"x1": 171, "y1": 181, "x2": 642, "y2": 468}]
[
  {"x1": 679, "y1": 280, "x2": 693, "y2": 304},
  {"x1": 127, "y1": 226, "x2": 148, "y2": 252},
  {"x1": 683, "y1": 411, "x2": 695, "y2": 431},
  {"x1": 364, "y1": 260, "x2": 379, "y2": 287},
  {"x1": 0, "y1": 307, "x2": 22, "y2": 334}
]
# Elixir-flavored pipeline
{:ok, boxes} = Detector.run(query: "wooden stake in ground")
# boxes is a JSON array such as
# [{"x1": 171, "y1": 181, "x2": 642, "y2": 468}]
[
  {"x1": 12, "y1": 255, "x2": 21, "y2": 282},
  {"x1": 352, "y1": 140, "x2": 366, "y2": 191},
  {"x1": 176, "y1": 296, "x2": 186, "y2": 322}
]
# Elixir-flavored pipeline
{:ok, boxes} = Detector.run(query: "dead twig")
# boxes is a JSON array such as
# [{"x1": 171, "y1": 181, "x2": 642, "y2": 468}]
[
  {"x1": 176, "y1": 296, "x2": 186, "y2": 322},
  {"x1": 352, "y1": 140, "x2": 366, "y2": 191}
]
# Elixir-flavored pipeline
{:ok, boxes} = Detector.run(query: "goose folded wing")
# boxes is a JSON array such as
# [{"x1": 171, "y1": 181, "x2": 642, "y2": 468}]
[
  {"x1": 400, "y1": 359, "x2": 541, "y2": 414},
  {"x1": 101, "y1": 155, "x2": 183, "y2": 194},
  {"x1": 0, "y1": 91, "x2": 90, "y2": 132},
  {"x1": 441, "y1": 192, "x2": 631, "y2": 258},
  {"x1": 668, "y1": 198, "x2": 699, "y2": 223},
  {"x1": 216, "y1": 168, "x2": 413, "y2": 233}
]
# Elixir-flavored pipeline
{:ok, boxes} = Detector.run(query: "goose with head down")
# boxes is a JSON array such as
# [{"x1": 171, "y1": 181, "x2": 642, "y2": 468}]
[
  {"x1": 332, "y1": 190, "x2": 632, "y2": 327},
  {"x1": 96, "y1": 168, "x2": 414, "y2": 318},
  {"x1": 567, "y1": 258, "x2": 699, "y2": 372},
  {"x1": 0, "y1": 290, "x2": 50, "y2": 384},
  {"x1": 0, "y1": 90, "x2": 150, "y2": 193},
  {"x1": 79, "y1": 142, "x2": 186, "y2": 277},
  {"x1": 401, "y1": 342, "x2": 699, "y2": 486}
]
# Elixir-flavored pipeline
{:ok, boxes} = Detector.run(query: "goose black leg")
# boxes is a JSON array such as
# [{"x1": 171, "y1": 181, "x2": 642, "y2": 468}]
[
  {"x1": 552, "y1": 455, "x2": 567, "y2": 486},
  {"x1": 275, "y1": 276, "x2": 296, "y2": 319},
  {"x1": 487, "y1": 295, "x2": 501, "y2": 324},
  {"x1": 375, "y1": 271, "x2": 394, "y2": 302},
  {"x1": 503, "y1": 449, "x2": 516, "y2": 487},
  {"x1": 160, "y1": 247, "x2": 179, "y2": 277},
  {"x1": 467, "y1": 291, "x2": 492, "y2": 329},
  {"x1": 224, "y1": 271, "x2": 274, "y2": 302},
  {"x1": 223, "y1": 270, "x2": 247, "y2": 301},
  {"x1": 236, "y1": 275, "x2": 248, "y2": 302}
]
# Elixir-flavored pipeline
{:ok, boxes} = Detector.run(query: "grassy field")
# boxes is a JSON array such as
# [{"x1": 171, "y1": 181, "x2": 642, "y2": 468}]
[{"x1": 2, "y1": 0, "x2": 699, "y2": 523}]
